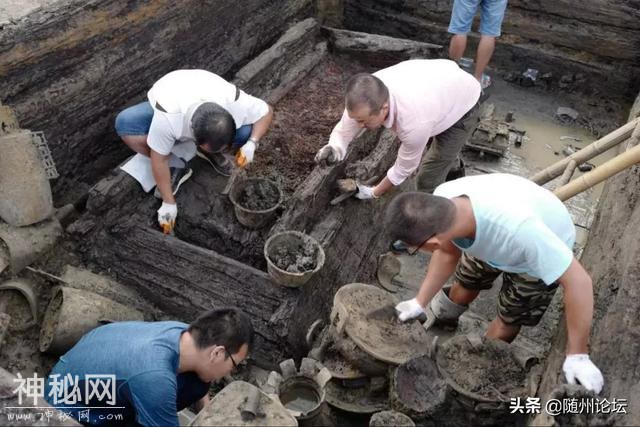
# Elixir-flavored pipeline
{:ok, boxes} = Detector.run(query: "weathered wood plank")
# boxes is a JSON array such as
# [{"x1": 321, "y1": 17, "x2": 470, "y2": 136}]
[
  {"x1": 323, "y1": 26, "x2": 443, "y2": 67},
  {"x1": 88, "y1": 224, "x2": 298, "y2": 368}
]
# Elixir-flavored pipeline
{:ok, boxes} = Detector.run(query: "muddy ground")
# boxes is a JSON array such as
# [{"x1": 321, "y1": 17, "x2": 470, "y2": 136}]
[{"x1": 249, "y1": 56, "x2": 372, "y2": 197}]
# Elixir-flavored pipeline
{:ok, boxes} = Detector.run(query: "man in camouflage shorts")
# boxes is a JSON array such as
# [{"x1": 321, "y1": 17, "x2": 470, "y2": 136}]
[
  {"x1": 385, "y1": 173, "x2": 604, "y2": 393},
  {"x1": 455, "y1": 253, "x2": 559, "y2": 326}
]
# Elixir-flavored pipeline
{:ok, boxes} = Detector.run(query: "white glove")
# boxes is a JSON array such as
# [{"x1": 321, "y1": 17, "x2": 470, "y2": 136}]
[
  {"x1": 157, "y1": 202, "x2": 177, "y2": 229},
  {"x1": 562, "y1": 354, "x2": 604, "y2": 394},
  {"x1": 355, "y1": 184, "x2": 377, "y2": 200},
  {"x1": 395, "y1": 298, "x2": 426, "y2": 322},
  {"x1": 314, "y1": 144, "x2": 338, "y2": 165},
  {"x1": 240, "y1": 140, "x2": 257, "y2": 164}
]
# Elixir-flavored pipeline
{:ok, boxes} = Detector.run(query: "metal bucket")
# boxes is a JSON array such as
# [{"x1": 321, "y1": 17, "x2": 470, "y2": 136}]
[
  {"x1": 264, "y1": 231, "x2": 325, "y2": 287},
  {"x1": 229, "y1": 178, "x2": 282, "y2": 229},
  {"x1": 39, "y1": 286, "x2": 144, "y2": 354}
]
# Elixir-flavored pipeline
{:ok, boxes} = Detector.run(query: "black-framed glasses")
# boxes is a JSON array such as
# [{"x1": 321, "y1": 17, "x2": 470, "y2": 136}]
[
  {"x1": 407, "y1": 233, "x2": 435, "y2": 255},
  {"x1": 225, "y1": 349, "x2": 238, "y2": 370}
]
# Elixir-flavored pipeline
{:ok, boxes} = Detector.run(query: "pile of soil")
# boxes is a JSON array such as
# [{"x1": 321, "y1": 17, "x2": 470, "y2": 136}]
[
  {"x1": 438, "y1": 336, "x2": 528, "y2": 400},
  {"x1": 237, "y1": 180, "x2": 280, "y2": 211},
  {"x1": 269, "y1": 241, "x2": 317, "y2": 273},
  {"x1": 251, "y1": 56, "x2": 373, "y2": 197}
]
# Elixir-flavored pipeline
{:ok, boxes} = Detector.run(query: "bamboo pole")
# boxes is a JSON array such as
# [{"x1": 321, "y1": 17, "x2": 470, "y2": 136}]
[
  {"x1": 554, "y1": 143, "x2": 640, "y2": 201},
  {"x1": 530, "y1": 118, "x2": 638, "y2": 184}
]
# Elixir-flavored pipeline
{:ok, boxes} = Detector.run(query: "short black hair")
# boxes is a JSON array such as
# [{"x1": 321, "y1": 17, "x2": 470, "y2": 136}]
[
  {"x1": 345, "y1": 73, "x2": 389, "y2": 114},
  {"x1": 188, "y1": 307, "x2": 254, "y2": 355},
  {"x1": 191, "y1": 102, "x2": 236, "y2": 151},
  {"x1": 384, "y1": 192, "x2": 456, "y2": 245}
]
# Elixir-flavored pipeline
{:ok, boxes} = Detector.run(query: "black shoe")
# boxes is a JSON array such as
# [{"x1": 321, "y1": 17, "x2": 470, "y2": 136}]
[
  {"x1": 154, "y1": 159, "x2": 193, "y2": 199},
  {"x1": 196, "y1": 147, "x2": 233, "y2": 177}
]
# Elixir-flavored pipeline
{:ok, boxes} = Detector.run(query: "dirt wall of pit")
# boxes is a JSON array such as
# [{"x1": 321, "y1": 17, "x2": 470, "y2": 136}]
[
  {"x1": 0, "y1": 0, "x2": 312, "y2": 203},
  {"x1": 537, "y1": 93, "x2": 640, "y2": 425},
  {"x1": 339, "y1": 0, "x2": 640, "y2": 99}
]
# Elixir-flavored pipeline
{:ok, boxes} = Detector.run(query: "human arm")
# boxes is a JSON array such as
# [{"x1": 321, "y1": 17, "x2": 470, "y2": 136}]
[
  {"x1": 386, "y1": 125, "x2": 433, "y2": 187},
  {"x1": 558, "y1": 258, "x2": 593, "y2": 355},
  {"x1": 396, "y1": 241, "x2": 461, "y2": 321},
  {"x1": 519, "y1": 220, "x2": 603, "y2": 392},
  {"x1": 150, "y1": 149, "x2": 174, "y2": 204},
  {"x1": 249, "y1": 104, "x2": 273, "y2": 142},
  {"x1": 557, "y1": 258, "x2": 603, "y2": 392}
]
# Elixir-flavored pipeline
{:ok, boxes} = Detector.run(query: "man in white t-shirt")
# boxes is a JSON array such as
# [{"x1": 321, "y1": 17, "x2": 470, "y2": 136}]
[
  {"x1": 385, "y1": 173, "x2": 604, "y2": 393},
  {"x1": 115, "y1": 70, "x2": 273, "y2": 230}
]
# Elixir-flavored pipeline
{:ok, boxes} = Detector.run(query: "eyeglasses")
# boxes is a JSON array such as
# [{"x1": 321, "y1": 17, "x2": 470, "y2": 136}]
[
  {"x1": 225, "y1": 348, "x2": 238, "y2": 370},
  {"x1": 406, "y1": 233, "x2": 435, "y2": 256}
]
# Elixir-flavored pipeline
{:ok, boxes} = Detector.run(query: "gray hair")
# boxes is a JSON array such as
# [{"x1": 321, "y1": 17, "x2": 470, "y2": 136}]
[
  {"x1": 345, "y1": 73, "x2": 389, "y2": 114},
  {"x1": 384, "y1": 192, "x2": 456, "y2": 245}
]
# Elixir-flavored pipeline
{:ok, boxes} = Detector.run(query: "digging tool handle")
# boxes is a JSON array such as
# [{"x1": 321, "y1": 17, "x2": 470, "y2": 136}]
[{"x1": 222, "y1": 169, "x2": 240, "y2": 195}]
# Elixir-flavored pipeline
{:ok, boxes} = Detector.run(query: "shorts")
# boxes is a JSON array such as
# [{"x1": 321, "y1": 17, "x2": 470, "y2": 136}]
[
  {"x1": 453, "y1": 252, "x2": 559, "y2": 326},
  {"x1": 448, "y1": 0, "x2": 508, "y2": 37},
  {"x1": 114, "y1": 101, "x2": 253, "y2": 148}
]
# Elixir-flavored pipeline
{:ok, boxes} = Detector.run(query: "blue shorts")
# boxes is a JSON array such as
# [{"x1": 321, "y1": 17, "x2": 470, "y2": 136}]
[
  {"x1": 115, "y1": 101, "x2": 253, "y2": 148},
  {"x1": 448, "y1": 0, "x2": 508, "y2": 37}
]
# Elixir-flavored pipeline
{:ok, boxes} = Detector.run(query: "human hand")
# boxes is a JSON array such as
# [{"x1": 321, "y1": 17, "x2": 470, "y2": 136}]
[
  {"x1": 240, "y1": 140, "x2": 257, "y2": 164},
  {"x1": 157, "y1": 202, "x2": 177, "y2": 234},
  {"x1": 355, "y1": 183, "x2": 377, "y2": 200},
  {"x1": 314, "y1": 144, "x2": 338, "y2": 165},
  {"x1": 395, "y1": 298, "x2": 426, "y2": 322},
  {"x1": 562, "y1": 354, "x2": 604, "y2": 393}
]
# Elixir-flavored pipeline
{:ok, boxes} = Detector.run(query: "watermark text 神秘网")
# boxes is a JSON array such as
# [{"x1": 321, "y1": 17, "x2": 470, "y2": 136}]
[
  {"x1": 5, "y1": 372, "x2": 125, "y2": 423},
  {"x1": 509, "y1": 396, "x2": 628, "y2": 416}
]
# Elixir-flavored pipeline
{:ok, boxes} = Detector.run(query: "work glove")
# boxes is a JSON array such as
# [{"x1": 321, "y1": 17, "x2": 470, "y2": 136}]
[
  {"x1": 355, "y1": 184, "x2": 377, "y2": 200},
  {"x1": 395, "y1": 298, "x2": 426, "y2": 322},
  {"x1": 239, "y1": 140, "x2": 257, "y2": 164},
  {"x1": 314, "y1": 144, "x2": 338, "y2": 165},
  {"x1": 562, "y1": 354, "x2": 604, "y2": 394},
  {"x1": 157, "y1": 202, "x2": 177, "y2": 234}
]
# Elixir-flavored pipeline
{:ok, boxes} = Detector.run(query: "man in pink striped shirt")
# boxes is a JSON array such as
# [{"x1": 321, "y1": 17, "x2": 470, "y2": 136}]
[{"x1": 315, "y1": 59, "x2": 481, "y2": 197}]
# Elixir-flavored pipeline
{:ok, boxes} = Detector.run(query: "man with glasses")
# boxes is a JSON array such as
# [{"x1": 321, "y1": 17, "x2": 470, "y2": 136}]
[
  {"x1": 115, "y1": 69, "x2": 273, "y2": 231},
  {"x1": 45, "y1": 307, "x2": 253, "y2": 426},
  {"x1": 384, "y1": 173, "x2": 604, "y2": 393}
]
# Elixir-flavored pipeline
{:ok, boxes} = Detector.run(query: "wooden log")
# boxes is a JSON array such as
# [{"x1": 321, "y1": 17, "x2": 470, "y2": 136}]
[
  {"x1": 323, "y1": 26, "x2": 442, "y2": 67},
  {"x1": 233, "y1": 18, "x2": 328, "y2": 105},
  {"x1": 87, "y1": 223, "x2": 299, "y2": 369},
  {"x1": 0, "y1": 0, "x2": 313, "y2": 202}
]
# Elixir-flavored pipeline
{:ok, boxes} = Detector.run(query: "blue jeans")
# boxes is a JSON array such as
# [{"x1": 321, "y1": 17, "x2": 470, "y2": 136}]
[
  {"x1": 115, "y1": 101, "x2": 253, "y2": 148},
  {"x1": 448, "y1": 0, "x2": 508, "y2": 36}
]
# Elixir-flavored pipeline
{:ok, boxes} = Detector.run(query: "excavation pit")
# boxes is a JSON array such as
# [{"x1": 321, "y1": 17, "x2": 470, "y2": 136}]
[{"x1": 3, "y1": 3, "x2": 639, "y2": 424}]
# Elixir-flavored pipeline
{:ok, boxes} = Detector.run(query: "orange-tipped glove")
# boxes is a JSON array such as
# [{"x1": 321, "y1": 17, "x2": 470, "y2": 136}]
[{"x1": 157, "y1": 202, "x2": 177, "y2": 234}]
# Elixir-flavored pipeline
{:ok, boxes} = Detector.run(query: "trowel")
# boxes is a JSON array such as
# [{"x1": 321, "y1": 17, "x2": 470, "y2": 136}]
[
  {"x1": 329, "y1": 176, "x2": 379, "y2": 205},
  {"x1": 330, "y1": 178, "x2": 358, "y2": 205}
]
